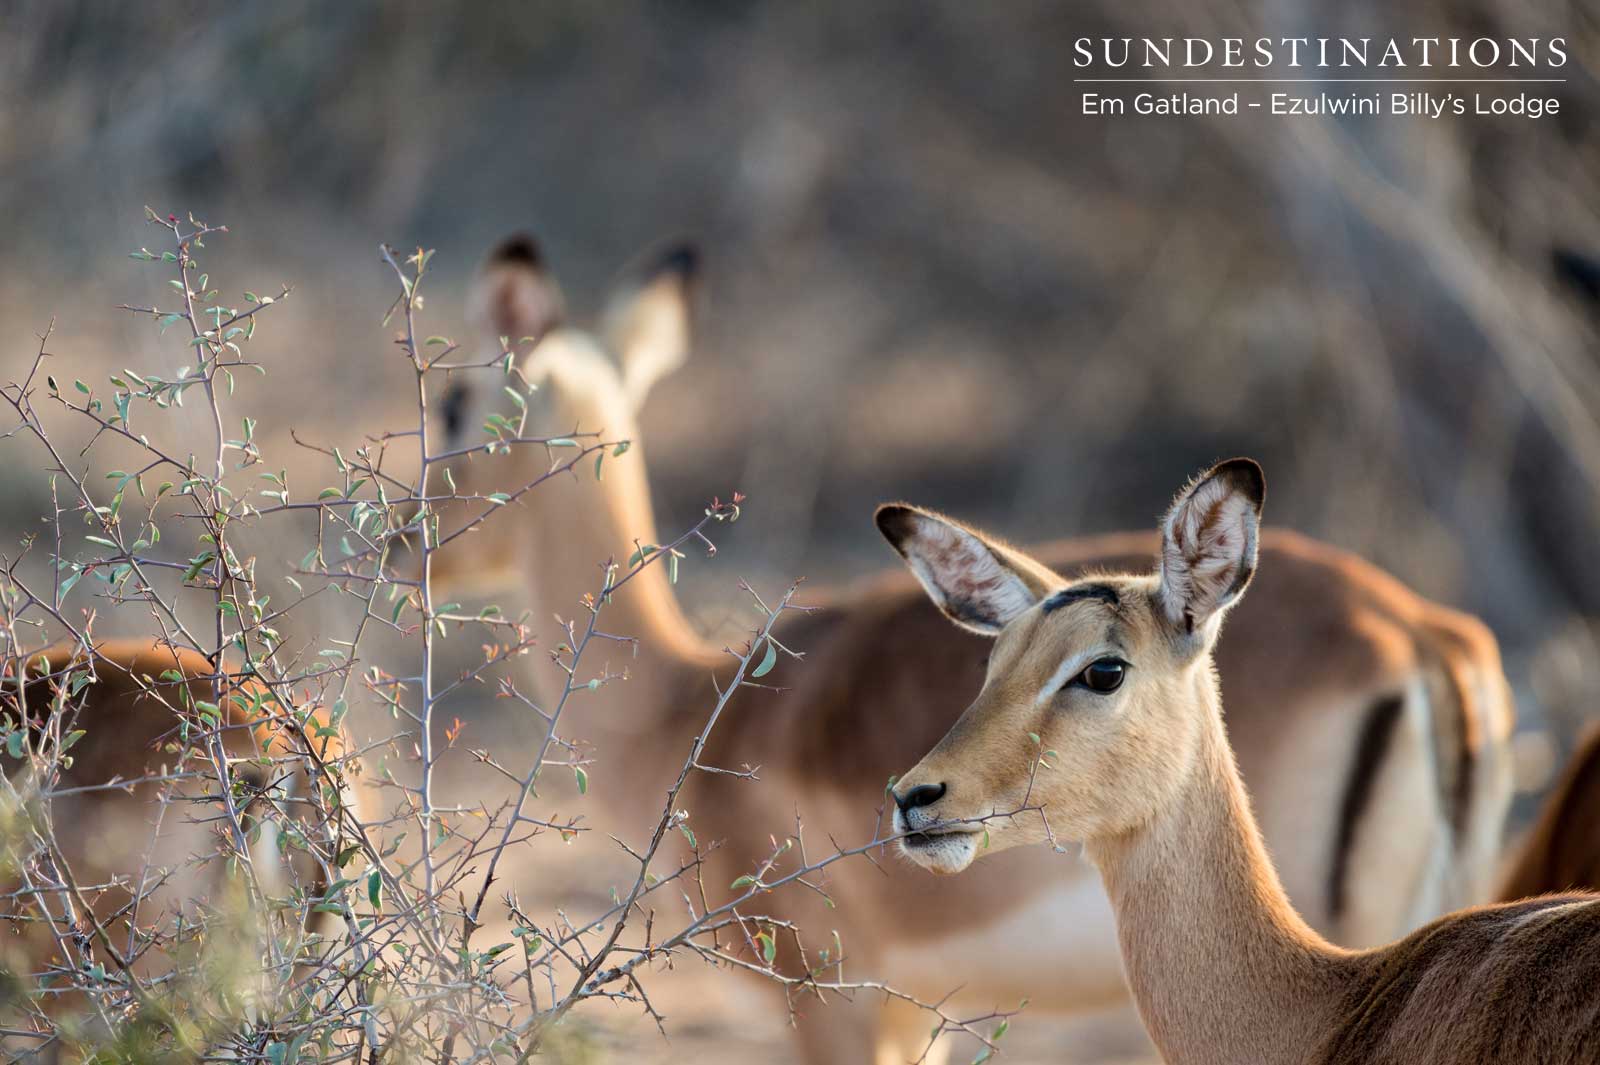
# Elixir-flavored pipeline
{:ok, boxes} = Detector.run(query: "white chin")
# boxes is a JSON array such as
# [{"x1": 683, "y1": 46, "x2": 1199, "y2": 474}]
[{"x1": 898, "y1": 832, "x2": 980, "y2": 875}]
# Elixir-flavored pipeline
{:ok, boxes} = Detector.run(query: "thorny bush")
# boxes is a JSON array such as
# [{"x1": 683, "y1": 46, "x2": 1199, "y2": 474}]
[{"x1": 0, "y1": 214, "x2": 1021, "y2": 1064}]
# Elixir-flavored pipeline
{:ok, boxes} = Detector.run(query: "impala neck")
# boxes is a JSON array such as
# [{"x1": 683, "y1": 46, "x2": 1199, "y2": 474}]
[
  {"x1": 1085, "y1": 666, "x2": 1351, "y2": 1065},
  {"x1": 516, "y1": 339, "x2": 721, "y2": 769}
]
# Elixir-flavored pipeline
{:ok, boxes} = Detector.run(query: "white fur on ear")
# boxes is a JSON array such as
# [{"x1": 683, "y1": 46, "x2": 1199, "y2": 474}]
[
  {"x1": 603, "y1": 244, "x2": 697, "y2": 416},
  {"x1": 1157, "y1": 459, "x2": 1265, "y2": 635},
  {"x1": 876, "y1": 505, "x2": 1044, "y2": 635}
]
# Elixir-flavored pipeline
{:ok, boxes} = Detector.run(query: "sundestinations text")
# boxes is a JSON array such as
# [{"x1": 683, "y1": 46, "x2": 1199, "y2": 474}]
[{"x1": 1072, "y1": 37, "x2": 1566, "y2": 70}]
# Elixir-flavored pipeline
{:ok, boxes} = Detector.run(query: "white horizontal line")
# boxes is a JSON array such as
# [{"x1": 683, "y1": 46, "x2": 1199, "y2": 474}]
[{"x1": 1075, "y1": 78, "x2": 1565, "y2": 84}]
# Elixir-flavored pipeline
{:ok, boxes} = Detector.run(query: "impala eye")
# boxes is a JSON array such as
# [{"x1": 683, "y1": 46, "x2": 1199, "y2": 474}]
[
  {"x1": 441, "y1": 382, "x2": 472, "y2": 440},
  {"x1": 1074, "y1": 659, "x2": 1127, "y2": 694}
]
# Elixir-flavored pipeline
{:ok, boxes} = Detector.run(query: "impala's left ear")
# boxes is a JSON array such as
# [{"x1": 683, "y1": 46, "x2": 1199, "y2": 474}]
[{"x1": 1156, "y1": 458, "x2": 1265, "y2": 641}]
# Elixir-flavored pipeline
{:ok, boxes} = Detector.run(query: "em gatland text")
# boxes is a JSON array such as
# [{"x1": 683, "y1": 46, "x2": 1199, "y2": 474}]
[
  {"x1": 1081, "y1": 91, "x2": 1558, "y2": 118},
  {"x1": 1073, "y1": 36, "x2": 1566, "y2": 120}
]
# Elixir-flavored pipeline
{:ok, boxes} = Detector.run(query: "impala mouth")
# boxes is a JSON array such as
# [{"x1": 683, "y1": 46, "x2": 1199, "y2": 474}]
[
  {"x1": 902, "y1": 825, "x2": 980, "y2": 844},
  {"x1": 896, "y1": 822, "x2": 984, "y2": 874}
]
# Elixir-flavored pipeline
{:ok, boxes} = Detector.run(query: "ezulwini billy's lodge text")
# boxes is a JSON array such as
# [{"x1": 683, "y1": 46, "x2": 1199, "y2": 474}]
[{"x1": 1081, "y1": 91, "x2": 1560, "y2": 118}]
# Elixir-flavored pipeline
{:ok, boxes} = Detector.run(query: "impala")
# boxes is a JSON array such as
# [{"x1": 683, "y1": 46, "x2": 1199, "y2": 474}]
[
  {"x1": 885, "y1": 460, "x2": 1595, "y2": 1064},
  {"x1": 1, "y1": 639, "x2": 357, "y2": 1036},
  {"x1": 427, "y1": 237, "x2": 1516, "y2": 1064},
  {"x1": 1499, "y1": 724, "x2": 1600, "y2": 902}
]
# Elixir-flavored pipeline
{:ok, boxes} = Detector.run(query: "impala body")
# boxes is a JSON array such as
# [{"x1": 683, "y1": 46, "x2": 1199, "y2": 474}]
[
  {"x1": 886, "y1": 460, "x2": 1596, "y2": 1064},
  {"x1": 1499, "y1": 725, "x2": 1600, "y2": 902},
  {"x1": 426, "y1": 238, "x2": 1516, "y2": 1063},
  {"x1": 0, "y1": 640, "x2": 355, "y2": 1042}
]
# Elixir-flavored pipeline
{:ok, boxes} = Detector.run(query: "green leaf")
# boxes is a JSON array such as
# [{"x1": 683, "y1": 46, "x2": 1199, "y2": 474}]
[
  {"x1": 757, "y1": 930, "x2": 777, "y2": 965},
  {"x1": 547, "y1": 437, "x2": 577, "y2": 448},
  {"x1": 367, "y1": 869, "x2": 382, "y2": 912},
  {"x1": 613, "y1": 440, "x2": 631, "y2": 458},
  {"x1": 573, "y1": 766, "x2": 588, "y2": 795},
  {"x1": 751, "y1": 640, "x2": 778, "y2": 678},
  {"x1": 729, "y1": 875, "x2": 757, "y2": 890},
  {"x1": 6, "y1": 731, "x2": 24, "y2": 759}
]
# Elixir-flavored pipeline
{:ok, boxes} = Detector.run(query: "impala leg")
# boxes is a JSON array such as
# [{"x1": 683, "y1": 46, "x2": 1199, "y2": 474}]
[
  {"x1": 879, "y1": 994, "x2": 951, "y2": 1065},
  {"x1": 789, "y1": 992, "x2": 881, "y2": 1065}
]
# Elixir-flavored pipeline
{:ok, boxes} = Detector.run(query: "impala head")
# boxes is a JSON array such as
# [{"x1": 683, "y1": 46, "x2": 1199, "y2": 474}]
[
  {"x1": 423, "y1": 233, "x2": 698, "y2": 590},
  {"x1": 879, "y1": 459, "x2": 1265, "y2": 874}
]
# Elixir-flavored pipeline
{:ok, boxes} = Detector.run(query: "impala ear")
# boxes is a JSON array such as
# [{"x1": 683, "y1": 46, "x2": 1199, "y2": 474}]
[
  {"x1": 602, "y1": 241, "x2": 698, "y2": 416},
  {"x1": 471, "y1": 232, "x2": 566, "y2": 347},
  {"x1": 876, "y1": 504, "x2": 1055, "y2": 636},
  {"x1": 1156, "y1": 458, "x2": 1264, "y2": 641}
]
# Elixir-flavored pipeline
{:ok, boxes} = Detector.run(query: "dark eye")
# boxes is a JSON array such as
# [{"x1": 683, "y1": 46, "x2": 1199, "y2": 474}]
[
  {"x1": 441, "y1": 382, "x2": 473, "y2": 440},
  {"x1": 1074, "y1": 659, "x2": 1126, "y2": 694}
]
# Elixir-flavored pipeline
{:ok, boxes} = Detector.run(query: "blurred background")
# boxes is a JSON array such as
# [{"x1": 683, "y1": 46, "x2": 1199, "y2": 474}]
[{"x1": 1, "y1": 1, "x2": 1597, "y2": 1059}]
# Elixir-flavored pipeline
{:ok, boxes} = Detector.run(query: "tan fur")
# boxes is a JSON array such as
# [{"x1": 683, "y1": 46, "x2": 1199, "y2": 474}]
[
  {"x1": 1499, "y1": 725, "x2": 1600, "y2": 901},
  {"x1": 427, "y1": 240, "x2": 1516, "y2": 1063},
  {"x1": 889, "y1": 463, "x2": 1594, "y2": 1065},
  {"x1": 0, "y1": 639, "x2": 358, "y2": 1028}
]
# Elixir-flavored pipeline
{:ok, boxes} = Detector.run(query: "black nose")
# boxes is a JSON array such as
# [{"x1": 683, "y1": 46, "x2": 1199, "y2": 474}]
[{"x1": 896, "y1": 782, "x2": 946, "y2": 813}]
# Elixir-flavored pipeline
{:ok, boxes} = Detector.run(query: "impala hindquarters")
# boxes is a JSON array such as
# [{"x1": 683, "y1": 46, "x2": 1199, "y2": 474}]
[{"x1": 0, "y1": 639, "x2": 359, "y2": 1049}]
